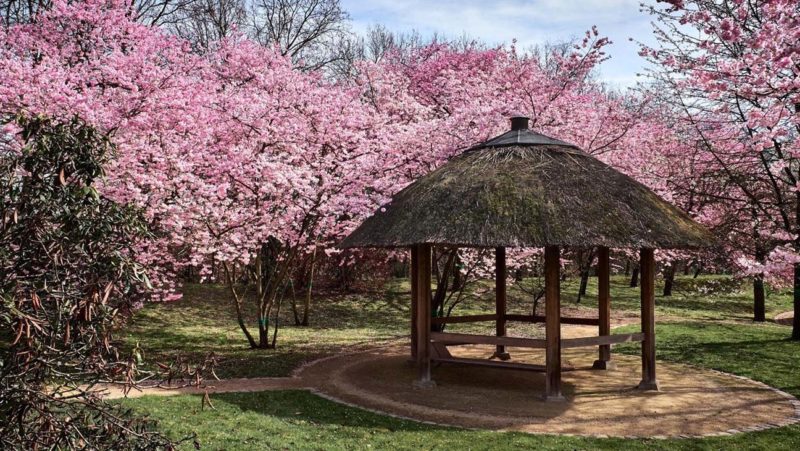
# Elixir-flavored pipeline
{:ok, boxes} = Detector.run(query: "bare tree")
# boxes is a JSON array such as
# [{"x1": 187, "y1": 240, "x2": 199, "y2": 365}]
[
  {"x1": 325, "y1": 24, "x2": 401, "y2": 80},
  {"x1": 249, "y1": 0, "x2": 348, "y2": 70},
  {"x1": 170, "y1": 0, "x2": 247, "y2": 51},
  {"x1": 0, "y1": 0, "x2": 49, "y2": 26},
  {"x1": 0, "y1": 0, "x2": 197, "y2": 27},
  {"x1": 134, "y1": 0, "x2": 199, "y2": 27}
]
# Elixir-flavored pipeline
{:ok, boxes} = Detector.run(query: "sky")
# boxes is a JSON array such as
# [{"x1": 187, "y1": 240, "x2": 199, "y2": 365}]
[{"x1": 340, "y1": 0, "x2": 659, "y2": 89}]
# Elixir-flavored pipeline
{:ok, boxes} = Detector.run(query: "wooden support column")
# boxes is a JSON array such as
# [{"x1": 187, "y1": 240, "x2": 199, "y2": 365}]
[
  {"x1": 637, "y1": 248, "x2": 659, "y2": 390},
  {"x1": 544, "y1": 245, "x2": 564, "y2": 401},
  {"x1": 414, "y1": 244, "x2": 435, "y2": 388},
  {"x1": 410, "y1": 246, "x2": 419, "y2": 362},
  {"x1": 494, "y1": 247, "x2": 510, "y2": 360},
  {"x1": 593, "y1": 246, "x2": 616, "y2": 370}
]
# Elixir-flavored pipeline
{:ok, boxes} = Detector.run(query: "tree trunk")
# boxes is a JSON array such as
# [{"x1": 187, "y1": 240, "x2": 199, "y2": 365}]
[
  {"x1": 663, "y1": 262, "x2": 676, "y2": 297},
  {"x1": 223, "y1": 263, "x2": 258, "y2": 349},
  {"x1": 451, "y1": 254, "x2": 463, "y2": 292},
  {"x1": 630, "y1": 265, "x2": 639, "y2": 288},
  {"x1": 792, "y1": 118, "x2": 800, "y2": 339},
  {"x1": 430, "y1": 248, "x2": 456, "y2": 332},
  {"x1": 302, "y1": 246, "x2": 318, "y2": 326},
  {"x1": 576, "y1": 269, "x2": 589, "y2": 303},
  {"x1": 793, "y1": 263, "x2": 800, "y2": 340},
  {"x1": 258, "y1": 318, "x2": 270, "y2": 348},
  {"x1": 753, "y1": 276, "x2": 766, "y2": 322},
  {"x1": 754, "y1": 245, "x2": 766, "y2": 322},
  {"x1": 575, "y1": 249, "x2": 595, "y2": 303}
]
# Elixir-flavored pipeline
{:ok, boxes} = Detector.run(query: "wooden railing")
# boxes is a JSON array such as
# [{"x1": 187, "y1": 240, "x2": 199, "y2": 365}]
[
  {"x1": 431, "y1": 331, "x2": 546, "y2": 348},
  {"x1": 430, "y1": 314, "x2": 497, "y2": 325},
  {"x1": 561, "y1": 333, "x2": 644, "y2": 348},
  {"x1": 430, "y1": 314, "x2": 599, "y2": 326}
]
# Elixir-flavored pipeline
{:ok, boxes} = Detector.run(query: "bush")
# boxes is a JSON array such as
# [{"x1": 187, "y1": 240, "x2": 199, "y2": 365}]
[{"x1": 0, "y1": 115, "x2": 174, "y2": 449}]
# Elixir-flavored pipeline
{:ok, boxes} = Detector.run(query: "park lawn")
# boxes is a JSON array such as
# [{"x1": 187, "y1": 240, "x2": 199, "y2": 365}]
[
  {"x1": 122, "y1": 283, "x2": 411, "y2": 378},
  {"x1": 123, "y1": 275, "x2": 793, "y2": 378},
  {"x1": 120, "y1": 274, "x2": 800, "y2": 449},
  {"x1": 123, "y1": 320, "x2": 800, "y2": 450}
]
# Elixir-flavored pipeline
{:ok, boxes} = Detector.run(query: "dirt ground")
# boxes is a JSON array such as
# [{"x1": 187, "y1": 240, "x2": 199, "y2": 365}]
[
  {"x1": 775, "y1": 311, "x2": 794, "y2": 326},
  {"x1": 296, "y1": 324, "x2": 800, "y2": 438},
  {"x1": 98, "y1": 323, "x2": 800, "y2": 438}
]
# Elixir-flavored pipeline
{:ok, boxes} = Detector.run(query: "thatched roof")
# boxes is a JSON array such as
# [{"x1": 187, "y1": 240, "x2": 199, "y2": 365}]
[{"x1": 341, "y1": 119, "x2": 712, "y2": 249}]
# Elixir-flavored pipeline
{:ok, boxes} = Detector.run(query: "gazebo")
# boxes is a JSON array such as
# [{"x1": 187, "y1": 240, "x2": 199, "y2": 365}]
[{"x1": 340, "y1": 116, "x2": 711, "y2": 401}]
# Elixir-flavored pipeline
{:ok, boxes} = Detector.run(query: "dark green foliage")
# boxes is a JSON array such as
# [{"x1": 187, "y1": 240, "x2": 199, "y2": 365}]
[{"x1": 0, "y1": 115, "x2": 173, "y2": 449}]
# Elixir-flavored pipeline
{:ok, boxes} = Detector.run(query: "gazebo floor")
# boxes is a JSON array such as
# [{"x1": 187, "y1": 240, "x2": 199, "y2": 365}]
[{"x1": 297, "y1": 324, "x2": 800, "y2": 438}]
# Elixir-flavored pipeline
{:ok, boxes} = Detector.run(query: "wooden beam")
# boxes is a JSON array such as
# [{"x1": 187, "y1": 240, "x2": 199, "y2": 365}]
[
  {"x1": 495, "y1": 247, "x2": 508, "y2": 358},
  {"x1": 430, "y1": 314, "x2": 498, "y2": 325},
  {"x1": 431, "y1": 331, "x2": 547, "y2": 348},
  {"x1": 562, "y1": 333, "x2": 644, "y2": 349},
  {"x1": 638, "y1": 248, "x2": 659, "y2": 390},
  {"x1": 432, "y1": 356, "x2": 550, "y2": 372},
  {"x1": 414, "y1": 244, "x2": 434, "y2": 387},
  {"x1": 593, "y1": 246, "x2": 615, "y2": 370},
  {"x1": 544, "y1": 245, "x2": 564, "y2": 401},
  {"x1": 410, "y1": 246, "x2": 419, "y2": 361},
  {"x1": 504, "y1": 314, "x2": 599, "y2": 326},
  {"x1": 431, "y1": 341, "x2": 452, "y2": 359}
]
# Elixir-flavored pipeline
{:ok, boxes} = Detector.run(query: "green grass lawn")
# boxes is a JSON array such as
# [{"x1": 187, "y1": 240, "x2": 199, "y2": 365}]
[
  {"x1": 125, "y1": 384, "x2": 800, "y2": 451},
  {"x1": 123, "y1": 275, "x2": 794, "y2": 378},
  {"x1": 123, "y1": 320, "x2": 800, "y2": 450},
  {"x1": 120, "y1": 274, "x2": 800, "y2": 450},
  {"x1": 123, "y1": 284, "x2": 410, "y2": 378}
]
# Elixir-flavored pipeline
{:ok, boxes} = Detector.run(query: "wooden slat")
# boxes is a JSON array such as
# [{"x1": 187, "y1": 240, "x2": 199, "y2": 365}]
[
  {"x1": 410, "y1": 246, "x2": 419, "y2": 361},
  {"x1": 597, "y1": 246, "x2": 612, "y2": 362},
  {"x1": 431, "y1": 332, "x2": 547, "y2": 348},
  {"x1": 504, "y1": 314, "x2": 599, "y2": 326},
  {"x1": 415, "y1": 244, "x2": 432, "y2": 384},
  {"x1": 432, "y1": 356, "x2": 549, "y2": 372},
  {"x1": 430, "y1": 314, "x2": 498, "y2": 325},
  {"x1": 562, "y1": 333, "x2": 645, "y2": 349},
  {"x1": 544, "y1": 245, "x2": 563, "y2": 399},
  {"x1": 496, "y1": 246, "x2": 507, "y2": 355},
  {"x1": 639, "y1": 248, "x2": 659, "y2": 390}
]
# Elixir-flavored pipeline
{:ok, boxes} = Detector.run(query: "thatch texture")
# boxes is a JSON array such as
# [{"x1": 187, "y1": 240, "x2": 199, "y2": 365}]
[{"x1": 341, "y1": 135, "x2": 712, "y2": 249}]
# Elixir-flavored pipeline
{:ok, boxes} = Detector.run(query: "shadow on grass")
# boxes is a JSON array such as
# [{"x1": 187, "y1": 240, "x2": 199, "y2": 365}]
[
  {"x1": 615, "y1": 321, "x2": 800, "y2": 397},
  {"x1": 216, "y1": 390, "x2": 436, "y2": 431}
]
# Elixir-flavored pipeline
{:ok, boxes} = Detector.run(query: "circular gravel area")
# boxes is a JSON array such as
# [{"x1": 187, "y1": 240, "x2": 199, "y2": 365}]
[{"x1": 297, "y1": 332, "x2": 800, "y2": 438}]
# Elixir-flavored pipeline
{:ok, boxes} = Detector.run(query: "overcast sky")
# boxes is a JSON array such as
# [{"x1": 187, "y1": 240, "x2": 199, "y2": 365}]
[{"x1": 340, "y1": 0, "x2": 658, "y2": 89}]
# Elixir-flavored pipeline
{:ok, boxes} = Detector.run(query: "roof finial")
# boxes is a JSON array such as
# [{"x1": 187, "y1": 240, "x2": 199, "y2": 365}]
[{"x1": 510, "y1": 115, "x2": 529, "y2": 131}]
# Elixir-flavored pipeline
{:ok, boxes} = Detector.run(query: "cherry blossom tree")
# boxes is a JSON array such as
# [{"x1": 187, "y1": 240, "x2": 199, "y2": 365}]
[
  {"x1": 0, "y1": 0, "x2": 726, "y2": 349},
  {"x1": 640, "y1": 0, "x2": 800, "y2": 337},
  {"x1": 0, "y1": 0, "x2": 384, "y2": 348}
]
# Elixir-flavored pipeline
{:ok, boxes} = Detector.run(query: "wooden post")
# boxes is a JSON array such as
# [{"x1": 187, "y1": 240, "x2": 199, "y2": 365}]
[
  {"x1": 410, "y1": 246, "x2": 419, "y2": 362},
  {"x1": 494, "y1": 247, "x2": 510, "y2": 360},
  {"x1": 593, "y1": 246, "x2": 615, "y2": 370},
  {"x1": 414, "y1": 244, "x2": 435, "y2": 388},
  {"x1": 637, "y1": 248, "x2": 659, "y2": 390},
  {"x1": 544, "y1": 245, "x2": 564, "y2": 401}
]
